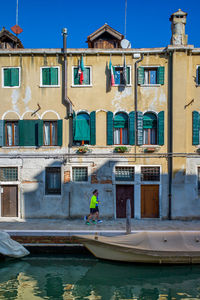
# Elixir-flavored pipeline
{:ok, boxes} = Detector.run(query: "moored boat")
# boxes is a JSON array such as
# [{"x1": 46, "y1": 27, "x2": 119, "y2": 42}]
[
  {"x1": 76, "y1": 231, "x2": 200, "y2": 264},
  {"x1": 0, "y1": 231, "x2": 29, "y2": 259}
]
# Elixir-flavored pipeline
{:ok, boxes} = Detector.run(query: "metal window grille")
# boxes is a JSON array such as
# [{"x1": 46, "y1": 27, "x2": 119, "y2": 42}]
[
  {"x1": 115, "y1": 167, "x2": 134, "y2": 181},
  {"x1": 72, "y1": 167, "x2": 88, "y2": 182},
  {"x1": 0, "y1": 167, "x2": 18, "y2": 181},
  {"x1": 141, "y1": 167, "x2": 160, "y2": 181}
]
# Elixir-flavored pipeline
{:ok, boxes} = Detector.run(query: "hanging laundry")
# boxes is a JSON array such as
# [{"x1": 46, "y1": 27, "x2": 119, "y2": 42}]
[{"x1": 109, "y1": 58, "x2": 115, "y2": 87}]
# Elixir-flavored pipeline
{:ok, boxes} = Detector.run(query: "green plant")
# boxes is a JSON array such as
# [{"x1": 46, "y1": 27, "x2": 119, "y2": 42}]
[
  {"x1": 114, "y1": 146, "x2": 128, "y2": 153},
  {"x1": 77, "y1": 145, "x2": 89, "y2": 154}
]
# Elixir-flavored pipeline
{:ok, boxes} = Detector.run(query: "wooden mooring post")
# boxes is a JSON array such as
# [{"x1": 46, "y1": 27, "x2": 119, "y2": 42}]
[{"x1": 126, "y1": 198, "x2": 131, "y2": 234}]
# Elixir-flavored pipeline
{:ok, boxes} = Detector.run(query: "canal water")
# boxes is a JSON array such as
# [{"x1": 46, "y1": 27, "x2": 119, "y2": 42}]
[{"x1": 0, "y1": 254, "x2": 200, "y2": 300}]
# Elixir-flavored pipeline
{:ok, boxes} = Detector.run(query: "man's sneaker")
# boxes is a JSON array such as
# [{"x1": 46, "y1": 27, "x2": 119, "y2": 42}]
[
  {"x1": 86, "y1": 221, "x2": 90, "y2": 225},
  {"x1": 84, "y1": 216, "x2": 87, "y2": 221},
  {"x1": 97, "y1": 219, "x2": 103, "y2": 224},
  {"x1": 92, "y1": 220, "x2": 97, "y2": 224}
]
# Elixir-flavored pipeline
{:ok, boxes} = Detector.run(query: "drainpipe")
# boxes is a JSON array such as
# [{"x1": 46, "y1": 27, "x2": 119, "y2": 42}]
[
  {"x1": 134, "y1": 54, "x2": 144, "y2": 158},
  {"x1": 168, "y1": 50, "x2": 173, "y2": 220},
  {"x1": 62, "y1": 28, "x2": 73, "y2": 117}
]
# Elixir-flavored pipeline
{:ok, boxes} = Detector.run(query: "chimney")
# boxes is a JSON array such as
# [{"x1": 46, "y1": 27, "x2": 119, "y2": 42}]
[{"x1": 169, "y1": 9, "x2": 188, "y2": 46}]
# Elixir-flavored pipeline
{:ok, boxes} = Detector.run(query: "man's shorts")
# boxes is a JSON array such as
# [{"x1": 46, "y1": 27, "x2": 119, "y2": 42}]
[{"x1": 90, "y1": 208, "x2": 97, "y2": 214}]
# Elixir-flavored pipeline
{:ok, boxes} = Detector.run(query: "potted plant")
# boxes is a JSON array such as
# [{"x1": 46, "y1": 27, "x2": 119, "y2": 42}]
[
  {"x1": 114, "y1": 146, "x2": 128, "y2": 153},
  {"x1": 77, "y1": 145, "x2": 89, "y2": 154}
]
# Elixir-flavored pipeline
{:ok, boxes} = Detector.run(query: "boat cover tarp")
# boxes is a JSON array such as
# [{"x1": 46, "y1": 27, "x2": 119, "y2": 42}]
[
  {"x1": 0, "y1": 231, "x2": 29, "y2": 258},
  {"x1": 79, "y1": 231, "x2": 200, "y2": 255}
]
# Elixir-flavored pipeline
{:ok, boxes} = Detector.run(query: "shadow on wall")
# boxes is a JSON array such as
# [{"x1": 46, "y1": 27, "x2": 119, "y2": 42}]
[{"x1": 21, "y1": 158, "x2": 200, "y2": 220}]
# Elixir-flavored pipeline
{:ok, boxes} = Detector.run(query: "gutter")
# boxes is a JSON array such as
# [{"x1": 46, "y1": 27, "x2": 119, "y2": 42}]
[
  {"x1": 134, "y1": 54, "x2": 144, "y2": 159},
  {"x1": 62, "y1": 28, "x2": 73, "y2": 117}
]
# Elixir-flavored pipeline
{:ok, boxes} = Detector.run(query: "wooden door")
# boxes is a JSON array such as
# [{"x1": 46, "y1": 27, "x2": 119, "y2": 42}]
[
  {"x1": 116, "y1": 185, "x2": 134, "y2": 218},
  {"x1": 141, "y1": 185, "x2": 159, "y2": 218},
  {"x1": 1, "y1": 185, "x2": 18, "y2": 217}
]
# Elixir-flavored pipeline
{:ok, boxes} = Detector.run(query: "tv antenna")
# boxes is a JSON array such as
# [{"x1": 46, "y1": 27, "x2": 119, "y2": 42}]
[
  {"x1": 121, "y1": 0, "x2": 131, "y2": 48},
  {"x1": 11, "y1": 0, "x2": 23, "y2": 36}
]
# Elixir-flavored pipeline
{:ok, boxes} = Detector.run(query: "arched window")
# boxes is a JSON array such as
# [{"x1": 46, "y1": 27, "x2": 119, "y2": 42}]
[
  {"x1": 143, "y1": 112, "x2": 157, "y2": 145},
  {"x1": 114, "y1": 112, "x2": 128, "y2": 145},
  {"x1": 74, "y1": 112, "x2": 90, "y2": 145}
]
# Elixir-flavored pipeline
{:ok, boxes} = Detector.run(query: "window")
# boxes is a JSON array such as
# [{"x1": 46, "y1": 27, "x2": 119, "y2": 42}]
[
  {"x1": 44, "y1": 121, "x2": 57, "y2": 146},
  {"x1": 143, "y1": 113, "x2": 157, "y2": 145},
  {"x1": 141, "y1": 167, "x2": 160, "y2": 181},
  {"x1": 196, "y1": 66, "x2": 200, "y2": 85},
  {"x1": 2, "y1": 67, "x2": 20, "y2": 87},
  {"x1": 5, "y1": 121, "x2": 19, "y2": 146},
  {"x1": 115, "y1": 167, "x2": 134, "y2": 181},
  {"x1": 41, "y1": 67, "x2": 59, "y2": 86},
  {"x1": 0, "y1": 167, "x2": 18, "y2": 181},
  {"x1": 72, "y1": 167, "x2": 88, "y2": 182},
  {"x1": 198, "y1": 167, "x2": 200, "y2": 194},
  {"x1": 73, "y1": 67, "x2": 91, "y2": 86},
  {"x1": 113, "y1": 66, "x2": 131, "y2": 85},
  {"x1": 45, "y1": 167, "x2": 61, "y2": 195},
  {"x1": 73, "y1": 111, "x2": 96, "y2": 146},
  {"x1": 114, "y1": 113, "x2": 128, "y2": 145},
  {"x1": 138, "y1": 66, "x2": 165, "y2": 85}
]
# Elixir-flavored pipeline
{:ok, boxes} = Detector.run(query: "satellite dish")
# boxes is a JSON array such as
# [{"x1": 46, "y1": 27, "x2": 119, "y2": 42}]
[{"x1": 121, "y1": 39, "x2": 131, "y2": 49}]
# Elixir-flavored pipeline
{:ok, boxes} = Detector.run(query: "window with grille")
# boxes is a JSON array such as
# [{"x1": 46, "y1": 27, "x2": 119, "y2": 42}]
[
  {"x1": 45, "y1": 167, "x2": 61, "y2": 195},
  {"x1": 115, "y1": 167, "x2": 134, "y2": 181},
  {"x1": 72, "y1": 167, "x2": 88, "y2": 182},
  {"x1": 0, "y1": 167, "x2": 18, "y2": 181},
  {"x1": 141, "y1": 167, "x2": 160, "y2": 181}
]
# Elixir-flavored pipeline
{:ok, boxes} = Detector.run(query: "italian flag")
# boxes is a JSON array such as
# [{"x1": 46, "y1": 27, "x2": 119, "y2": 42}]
[
  {"x1": 80, "y1": 56, "x2": 85, "y2": 84},
  {"x1": 109, "y1": 58, "x2": 115, "y2": 87}
]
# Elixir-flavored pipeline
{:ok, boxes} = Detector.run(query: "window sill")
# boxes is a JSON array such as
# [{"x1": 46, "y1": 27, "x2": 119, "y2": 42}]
[
  {"x1": 39, "y1": 85, "x2": 60, "y2": 88},
  {"x1": 140, "y1": 84, "x2": 161, "y2": 87},
  {"x1": 113, "y1": 84, "x2": 132, "y2": 87},
  {"x1": 71, "y1": 84, "x2": 92, "y2": 88},
  {"x1": 2, "y1": 86, "x2": 20, "y2": 88}
]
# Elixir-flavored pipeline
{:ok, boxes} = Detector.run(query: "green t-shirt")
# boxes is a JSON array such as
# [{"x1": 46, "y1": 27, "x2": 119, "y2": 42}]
[{"x1": 90, "y1": 195, "x2": 98, "y2": 208}]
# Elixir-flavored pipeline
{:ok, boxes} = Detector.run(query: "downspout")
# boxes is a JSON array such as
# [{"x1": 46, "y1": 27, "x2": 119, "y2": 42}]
[
  {"x1": 62, "y1": 28, "x2": 73, "y2": 117},
  {"x1": 134, "y1": 54, "x2": 144, "y2": 159},
  {"x1": 168, "y1": 50, "x2": 173, "y2": 220}
]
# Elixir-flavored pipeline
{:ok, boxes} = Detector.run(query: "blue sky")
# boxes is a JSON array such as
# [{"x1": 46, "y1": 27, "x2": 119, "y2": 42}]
[{"x1": 0, "y1": 0, "x2": 199, "y2": 49}]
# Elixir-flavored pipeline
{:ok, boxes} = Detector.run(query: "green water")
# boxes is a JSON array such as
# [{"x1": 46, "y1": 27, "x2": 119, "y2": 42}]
[{"x1": 0, "y1": 254, "x2": 200, "y2": 300}]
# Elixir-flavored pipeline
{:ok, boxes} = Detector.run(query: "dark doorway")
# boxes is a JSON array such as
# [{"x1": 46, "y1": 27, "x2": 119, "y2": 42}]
[
  {"x1": 1, "y1": 185, "x2": 18, "y2": 217},
  {"x1": 141, "y1": 184, "x2": 159, "y2": 218},
  {"x1": 116, "y1": 185, "x2": 134, "y2": 218}
]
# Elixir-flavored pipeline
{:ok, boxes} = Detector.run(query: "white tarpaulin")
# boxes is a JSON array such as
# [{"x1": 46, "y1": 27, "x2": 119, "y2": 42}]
[{"x1": 0, "y1": 231, "x2": 29, "y2": 258}]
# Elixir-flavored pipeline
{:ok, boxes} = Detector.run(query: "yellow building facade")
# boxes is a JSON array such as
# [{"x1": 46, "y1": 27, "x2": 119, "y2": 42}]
[{"x1": 0, "y1": 9, "x2": 199, "y2": 220}]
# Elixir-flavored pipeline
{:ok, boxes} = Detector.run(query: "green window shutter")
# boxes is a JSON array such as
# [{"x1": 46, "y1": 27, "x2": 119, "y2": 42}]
[
  {"x1": 137, "y1": 111, "x2": 143, "y2": 145},
  {"x1": 74, "y1": 68, "x2": 79, "y2": 85},
  {"x1": 127, "y1": 66, "x2": 130, "y2": 85},
  {"x1": 11, "y1": 68, "x2": 19, "y2": 86},
  {"x1": 72, "y1": 111, "x2": 76, "y2": 142},
  {"x1": 198, "y1": 67, "x2": 200, "y2": 85},
  {"x1": 57, "y1": 120, "x2": 63, "y2": 146},
  {"x1": 19, "y1": 120, "x2": 39, "y2": 146},
  {"x1": 90, "y1": 111, "x2": 96, "y2": 145},
  {"x1": 107, "y1": 111, "x2": 113, "y2": 145},
  {"x1": 158, "y1": 66, "x2": 165, "y2": 85},
  {"x1": 37, "y1": 120, "x2": 43, "y2": 146},
  {"x1": 83, "y1": 68, "x2": 90, "y2": 85},
  {"x1": 74, "y1": 114, "x2": 90, "y2": 141},
  {"x1": 138, "y1": 67, "x2": 144, "y2": 85},
  {"x1": 192, "y1": 111, "x2": 200, "y2": 145},
  {"x1": 42, "y1": 68, "x2": 50, "y2": 85},
  {"x1": 0, "y1": 120, "x2": 5, "y2": 146},
  {"x1": 50, "y1": 68, "x2": 58, "y2": 85},
  {"x1": 129, "y1": 111, "x2": 135, "y2": 145},
  {"x1": 4, "y1": 69, "x2": 11, "y2": 86},
  {"x1": 158, "y1": 111, "x2": 164, "y2": 145}
]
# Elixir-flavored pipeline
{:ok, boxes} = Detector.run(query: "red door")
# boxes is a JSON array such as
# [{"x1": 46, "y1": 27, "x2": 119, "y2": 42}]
[
  {"x1": 1, "y1": 185, "x2": 18, "y2": 217},
  {"x1": 116, "y1": 185, "x2": 134, "y2": 218}
]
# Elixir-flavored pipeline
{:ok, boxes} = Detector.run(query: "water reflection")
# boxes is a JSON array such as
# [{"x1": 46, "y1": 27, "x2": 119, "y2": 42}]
[{"x1": 0, "y1": 255, "x2": 200, "y2": 299}]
